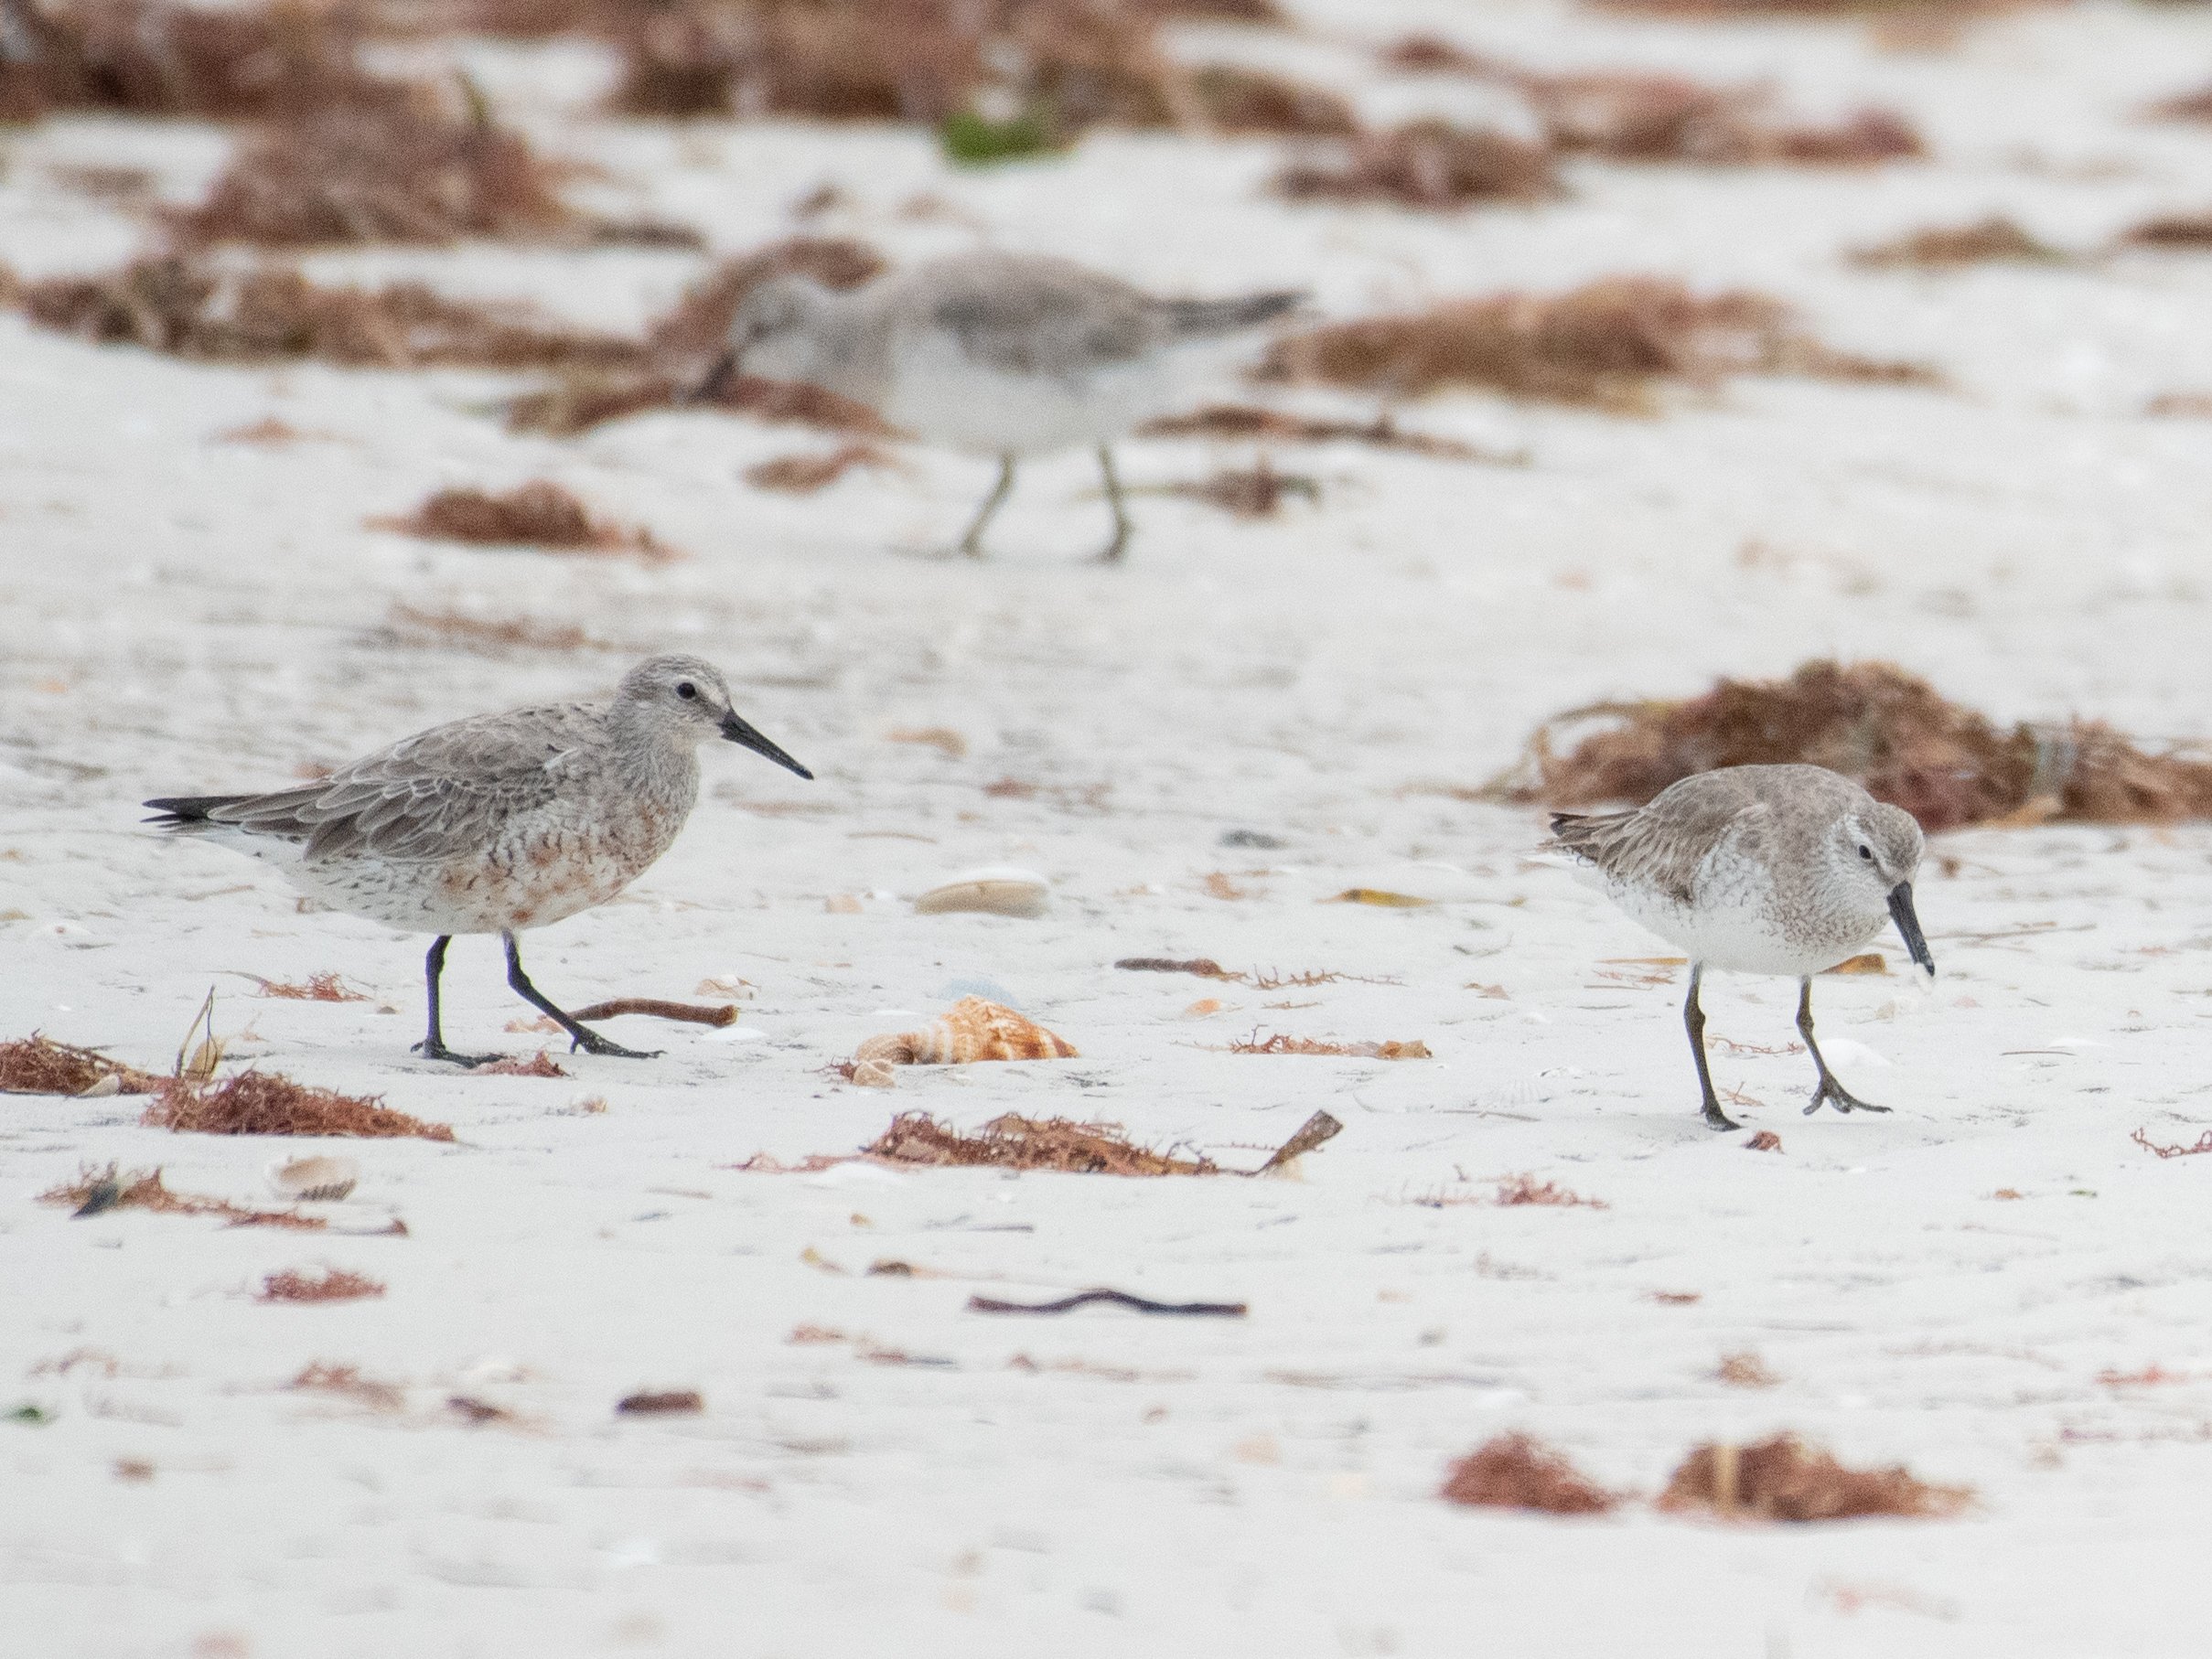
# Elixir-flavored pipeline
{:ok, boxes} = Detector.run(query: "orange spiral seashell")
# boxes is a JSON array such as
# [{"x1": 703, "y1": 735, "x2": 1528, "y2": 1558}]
[{"x1": 850, "y1": 998, "x2": 1077, "y2": 1085}]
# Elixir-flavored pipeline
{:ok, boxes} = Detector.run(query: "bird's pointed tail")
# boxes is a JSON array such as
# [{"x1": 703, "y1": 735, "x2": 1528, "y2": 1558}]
[{"x1": 144, "y1": 795, "x2": 251, "y2": 829}]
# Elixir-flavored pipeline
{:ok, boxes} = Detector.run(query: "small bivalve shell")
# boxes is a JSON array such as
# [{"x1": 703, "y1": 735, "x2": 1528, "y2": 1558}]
[
  {"x1": 267, "y1": 1153, "x2": 359, "y2": 1203},
  {"x1": 912, "y1": 867, "x2": 1050, "y2": 918},
  {"x1": 848, "y1": 997, "x2": 1077, "y2": 1087}
]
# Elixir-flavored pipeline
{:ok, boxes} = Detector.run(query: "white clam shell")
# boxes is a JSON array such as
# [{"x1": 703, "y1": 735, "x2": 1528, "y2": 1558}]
[
  {"x1": 267, "y1": 1153, "x2": 360, "y2": 1203},
  {"x1": 912, "y1": 866, "x2": 1050, "y2": 918}
]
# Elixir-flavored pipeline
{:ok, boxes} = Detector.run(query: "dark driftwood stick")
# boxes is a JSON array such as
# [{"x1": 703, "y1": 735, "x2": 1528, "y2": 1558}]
[
  {"x1": 566, "y1": 999, "x2": 738, "y2": 1027},
  {"x1": 966, "y1": 1289, "x2": 1246, "y2": 1318}
]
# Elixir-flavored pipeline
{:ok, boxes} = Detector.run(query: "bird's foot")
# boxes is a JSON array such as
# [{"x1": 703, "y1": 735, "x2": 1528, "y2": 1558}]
[
  {"x1": 568, "y1": 1028, "x2": 660, "y2": 1060},
  {"x1": 414, "y1": 1040, "x2": 504, "y2": 1067},
  {"x1": 1805, "y1": 1075, "x2": 1890, "y2": 1117},
  {"x1": 1701, "y1": 1098, "x2": 1742, "y2": 1133},
  {"x1": 1089, "y1": 534, "x2": 1129, "y2": 564}
]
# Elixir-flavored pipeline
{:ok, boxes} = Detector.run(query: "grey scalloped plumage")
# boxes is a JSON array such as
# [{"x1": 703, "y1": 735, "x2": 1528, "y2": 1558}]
[
  {"x1": 708, "y1": 251, "x2": 1305, "y2": 562},
  {"x1": 145, "y1": 655, "x2": 811, "y2": 1065},
  {"x1": 1549, "y1": 763, "x2": 1933, "y2": 1133}
]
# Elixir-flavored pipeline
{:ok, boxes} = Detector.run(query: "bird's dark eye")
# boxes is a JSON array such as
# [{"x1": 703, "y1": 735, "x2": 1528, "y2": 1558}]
[
  {"x1": 1858, "y1": 844, "x2": 1874, "y2": 861},
  {"x1": 676, "y1": 682, "x2": 698, "y2": 701}
]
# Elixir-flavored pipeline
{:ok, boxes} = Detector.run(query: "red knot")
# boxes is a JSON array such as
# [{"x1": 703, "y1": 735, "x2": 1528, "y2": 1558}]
[
  {"x1": 145, "y1": 655, "x2": 811, "y2": 1065},
  {"x1": 1549, "y1": 763, "x2": 1933, "y2": 1132},
  {"x1": 696, "y1": 251, "x2": 1305, "y2": 562}
]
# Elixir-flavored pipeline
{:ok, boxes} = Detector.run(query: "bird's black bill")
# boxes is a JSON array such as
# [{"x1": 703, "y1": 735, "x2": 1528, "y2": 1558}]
[
  {"x1": 1888, "y1": 882, "x2": 1935, "y2": 976},
  {"x1": 720, "y1": 711, "x2": 812, "y2": 779},
  {"x1": 689, "y1": 350, "x2": 737, "y2": 406}
]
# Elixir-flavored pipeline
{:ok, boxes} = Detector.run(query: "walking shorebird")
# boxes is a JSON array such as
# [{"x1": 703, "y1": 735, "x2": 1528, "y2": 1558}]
[
  {"x1": 145, "y1": 656, "x2": 812, "y2": 1065},
  {"x1": 1548, "y1": 764, "x2": 1934, "y2": 1131},
  {"x1": 698, "y1": 251, "x2": 1305, "y2": 562}
]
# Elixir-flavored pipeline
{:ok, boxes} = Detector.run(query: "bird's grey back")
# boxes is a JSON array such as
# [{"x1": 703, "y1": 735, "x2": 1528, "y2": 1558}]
[
  {"x1": 177, "y1": 700, "x2": 675, "y2": 865},
  {"x1": 879, "y1": 253, "x2": 1300, "y2": 379},
  {"x1": 1550, "y1": 764, "x2": 1872, "y2": 903}
]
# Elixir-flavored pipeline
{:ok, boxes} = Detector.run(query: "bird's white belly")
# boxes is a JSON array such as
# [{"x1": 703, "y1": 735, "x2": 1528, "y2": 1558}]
[
  {"x1": 882, "y1": 337, "x2": 1181, "y2": 455},
  {"x1": 1606, "y1": 876, "x2": 1881, "y2": 978},
  {"x1": 294, "y1": 846, "x2": 641, "y2": 935},
  {"x1": 268, "y1": 799, "x2": 683, "y2": 935}
]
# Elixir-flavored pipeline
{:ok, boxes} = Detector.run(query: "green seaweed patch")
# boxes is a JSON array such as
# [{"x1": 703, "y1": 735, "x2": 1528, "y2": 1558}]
[{"x1": 940, "y1": 108, "x2": 1065, "y2": 166}]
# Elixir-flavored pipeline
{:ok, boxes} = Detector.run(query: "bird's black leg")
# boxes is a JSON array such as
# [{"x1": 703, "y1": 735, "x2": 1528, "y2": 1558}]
[
  {"x1": 955, "y1": 454, "x2": 1016, "y2": 559},
  {"x1": 1685, "y1": 963, "x2": 1739, "y2": 1132},
  {"x1": 1092, "y1": 445, "x2": 1132, "y2": 563},
  {"x1": 502, "y1": 933, "x2": 658, "y2": 1059},
  {"x1": 1798, "y1": 976, "x2": 1888, "y2": 1116},
  {"x1": 413, "y1": 936, "x2": 500, "y2": 1065}
]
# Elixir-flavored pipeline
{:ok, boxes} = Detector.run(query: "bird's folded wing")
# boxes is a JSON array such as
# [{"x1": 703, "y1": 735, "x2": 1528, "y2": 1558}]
[
  {"x1": 204, "y1": 706, "x2": 586, "y2": 863},
  {"x1": 922, "y1": 264, "x2": 1157, "y2": 377},
  {"x1": 1552, "y1": 784, "x2": 1767, "y2": 904}
]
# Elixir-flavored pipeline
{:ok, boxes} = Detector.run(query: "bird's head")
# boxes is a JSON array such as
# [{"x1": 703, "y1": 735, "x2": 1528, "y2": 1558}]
[
  {"x1": 1828, "y1": 801, "x2": 1931, "y2": 975},
  {"x1": 693, "y1": 275, "x2": 834, "y2": 401},
  {"x1": 618, "y1": 655, "x2": 812, "y2": 779}
]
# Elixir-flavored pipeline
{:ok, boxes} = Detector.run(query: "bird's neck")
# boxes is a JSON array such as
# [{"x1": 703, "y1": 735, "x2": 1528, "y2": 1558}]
[
  {"x1": 796, "y1": 290, "x2": 891, "y2": 404},
  {"x1": 606, "y1": 704, "x2": 703, "y2": 799}
]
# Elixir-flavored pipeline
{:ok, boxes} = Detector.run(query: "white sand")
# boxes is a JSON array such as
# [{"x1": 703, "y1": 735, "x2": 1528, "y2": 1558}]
[{"x1": 8, "y1": 1, "x2": 2212, "y2": 1653}]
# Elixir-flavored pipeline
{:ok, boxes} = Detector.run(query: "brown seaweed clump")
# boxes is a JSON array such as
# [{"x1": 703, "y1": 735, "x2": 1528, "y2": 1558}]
[
  {"x1": 473, "y1": 1051, "x2": 570, "y2": 1076},
  {"x1": 1657, "y1": 1433, "x2": 1970, "y2": 1522},
  {"x1": 1440, "y1": 1433, "x2": 1620, "y2": 1515},
  {"x1": 1501, "y1": 659, "x2": 2212, "y2": 832},
  {"x1": 745, "y1": 443, "x2": 894, "y2": 492},
  {"x1": 864, "y1": 1111, "x2": 1217, "y2": 1176},
  {"x1": 606, "y1": 1, "x2": 986, "y2": 123},
  {"x1": 259, "y1": 1267, "x2": 385, "y2": 1302},
  {"x1": 1261, "y1": 277, "x2": 1935, "y2": 413},
  {"x1": 502, "y1": 369, "x2": 894, "y2": 441},
  {"x1": 499, "y1": 236, "x2": 890, "y2": 436},
  {"x1": 12, "y1": 256, "x2": 644, "y2": 371},
  {"x1": 1273, "y1": 120, "x2": 1560, "y2": 210},
  {"x1": 253, "y1": 973, "x2": 370, "y2": 1001},
  {"x1": 1715, "y1": 1351, "x2": 1781, "y2": 1387},
  {"x1": 38, "y1": 1164, "x2": 324, "y2": 1229},
  {"x1": 1228, "y1": 1031, "x2": 1431, "y2": 1057},
  {"x1": 2120, "y1": 212, "x2": 2212, "y2": 251},
  {"x1": 500, "y1": 376, "x2": 688, "y2": 437},
  {"x1": 1154, "y1": 0, "x2": 1283, "y2": 17},
  {"x1": 1530, "y1": 75, "x2": 1921, "y2": 166},
  {"x1": 0, "y1": 0, "x2": 402, "y2": 123},
  {"x1": 36, "y1": 235, "x2": 889, "y2": 438},
  {"x1": 2145, "y1": 391, "x2": 2212, "y2": 420},
  {"x1": 1850, "y1": 216, "x2": 2064, "y2": 268},
  {"x1": 171, "y1": 102, "x2": 584, "y2": 248},
  {"x1": 145, "y1": 1072, "x2": 456, "y2": 1140},
  {"x1": 2146, "y1": 80, "x2": 2212, "y2": 125},
  {"x1": 1186, "y1": 64, "x2": 1357, "y2": 137},
  {"x1": 375, "y1": 482, "x2": 676, "y2": 560},
  {"x1": 603, "y1": 0, "x2": 1326, "y2": 139},
  {"x1": 0, "y1": 1034, "x2": 161, "y2": 1095},
  {"x1": 1379, "y1": 34, "x2": 1517, "y2": 79},
  {"x1": 1494, "y1": 1173, "x2": 1607, "y2": 1208},
  {"x1": 1585, "y1": 0, "x2": 2035, "y2": 20}
]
